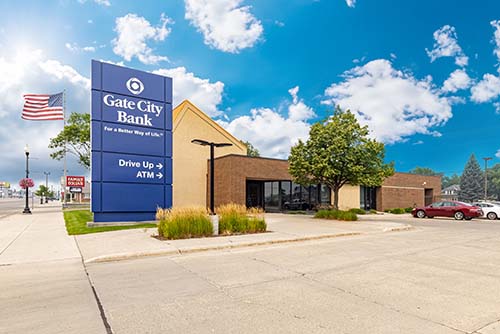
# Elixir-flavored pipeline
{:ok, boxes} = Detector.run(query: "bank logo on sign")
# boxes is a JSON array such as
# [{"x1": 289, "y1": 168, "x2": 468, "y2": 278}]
[{"x1": 126, "y1": 77, "x2": 144, "y2": 95}]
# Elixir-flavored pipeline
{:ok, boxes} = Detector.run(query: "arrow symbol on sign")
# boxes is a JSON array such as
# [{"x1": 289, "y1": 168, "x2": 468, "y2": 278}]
[
  {"x1": 156, "y1": 172, "x2": 163, "y2": 179},
  {"x1": 156, "y1": 163, "x2": 163, "y2": 169}
]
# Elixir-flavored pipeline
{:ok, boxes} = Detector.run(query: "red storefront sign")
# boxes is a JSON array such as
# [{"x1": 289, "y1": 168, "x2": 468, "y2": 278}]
[{"x1": 66, "y1": 176, "x2": 85, "y2": 187}]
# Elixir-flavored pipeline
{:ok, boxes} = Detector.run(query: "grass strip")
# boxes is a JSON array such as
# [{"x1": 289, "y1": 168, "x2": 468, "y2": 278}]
[{"x1": 63, "y1": 210, "x2": 156, "y2": 235}]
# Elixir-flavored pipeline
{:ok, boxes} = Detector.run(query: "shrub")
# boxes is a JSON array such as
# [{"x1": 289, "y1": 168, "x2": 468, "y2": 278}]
[
  {"x1": 349, "y1": 208, "x2": 366, "y2": 215},
  {"x1": 315, "y1": 209, "x2": 358, "y2": 221},
  {"x1": 404, "y1": 207, "x2": 413, "y2": 213},
  {"x1": 157, "y1": 207, "x2": 213, "y2": 240},
  {"x1": 369, "y1": 209, "x2": 378, "y2": 214},
  {"x1": 385, "y1": 208, "x2": 407, "y2": 214},
  {"x1": 217, "y1": 203, "x2": 266, "y2": 234}
]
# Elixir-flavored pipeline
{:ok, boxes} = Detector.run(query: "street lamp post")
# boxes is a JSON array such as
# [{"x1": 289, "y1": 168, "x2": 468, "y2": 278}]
[
  {"x1": 43, "y1": 171, "x2": 50, "y2": 203},
  {"x1": 191, "y1": 139, "x2": 233, "y2": 214},
  {"x1": 23, "y1": 145, "x2": 31, "y2": 214},
  {"x1": 483, "y1": 157, "x2": 493, "y2": 200}
]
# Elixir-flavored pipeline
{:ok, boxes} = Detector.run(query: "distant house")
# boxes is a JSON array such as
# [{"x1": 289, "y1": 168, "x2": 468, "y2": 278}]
[{"x1": 441, "y1": 184, "x2": 460, "y2": 201}]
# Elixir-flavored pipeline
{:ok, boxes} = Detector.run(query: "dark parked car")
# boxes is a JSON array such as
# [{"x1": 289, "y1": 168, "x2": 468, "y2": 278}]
[
  {"x1": 283, "y1": 199, "x2": 310, "y2": 210},
  {"x1": 412, "y1": 201, "x2": 482, "y2": 220}
]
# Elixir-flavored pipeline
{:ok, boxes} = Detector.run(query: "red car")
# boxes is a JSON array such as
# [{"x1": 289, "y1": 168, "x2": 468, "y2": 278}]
[{"x1": 412, "y1": 201, "x2": 483, "y2": 220}]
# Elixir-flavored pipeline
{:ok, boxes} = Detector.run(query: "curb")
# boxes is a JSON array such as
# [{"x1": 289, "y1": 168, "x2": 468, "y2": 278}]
[
  {"x1": 382, "y1": 224, "x2": 414, "y2": 233},
  {"x1": 84, "y1": 232, "x2": 362, "y2": 264},
  {"x1": 83, "y1": 224, "x2": 415, "y2": 264}
]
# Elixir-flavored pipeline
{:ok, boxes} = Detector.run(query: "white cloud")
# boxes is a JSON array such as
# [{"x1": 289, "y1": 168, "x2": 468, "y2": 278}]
[
  {"x1": 78, "y1": 0, "x2": 110, "y2": 6},
  {"x1": 153, "y1": 67, "x2": 224, "y2": 117},
  {"x1": 426, "y1": 25, "x2": 468, "y2": 67},
  {"x1": 346, "y1": 0, "x2": 356, "y2": 8},
  {"x1": 184, "y1": 0, "x2": 263, "y2": 53},
  {"x1": 470, "y1": 73, "x2": 500, "y2": 103},
  {"x1": 494, "y1": 102, "x2": 500, "y2": 114},
  {"x1": 491, "y1": 20, "x2": 500, "y2": 69},
  {"x1": 0, "y1": 50, "x2": 90, "y2": 187},
  {"x1": 94, "y1": 0, "x2": 110, "y2": 5},
  {"x1": 322, "y1": 59, "x2": 453, "y2": 144},
  {"x1": 39, "y1": 60, "x2": 91, "y2": 90},
  {"x1": 65, "y1": 42, "x2": 96, "y2": 53},
  {"x1": 442, "y1": 69, "x2": 471, "y2": 93},
  {"x1": 112, "y1": 13, "x2": 172, "y2": 64},
  {"x1": 288, "y1": 86, "x2": 315, "y2": 121},
  {"x1": 218, "y1": 87, "x2": 314, "y2": 158},
  {"x1": 496, "y1": 149, "x2": 500, "y2": 159}
]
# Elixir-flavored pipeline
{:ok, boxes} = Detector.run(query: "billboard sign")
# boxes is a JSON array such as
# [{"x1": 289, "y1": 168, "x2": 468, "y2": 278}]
[
  {"x1": 67, "y1": 176, "x2": 85, "y2": 187},
  {"x1": 91, "y1": 60, "x2": 173, "y2": 222},
  {"x1": 0, "y1": 182, "x2": 10, "y2": 188},
  {"x1": 69, "y1": 187, "x2": 82, "y2": 193}
]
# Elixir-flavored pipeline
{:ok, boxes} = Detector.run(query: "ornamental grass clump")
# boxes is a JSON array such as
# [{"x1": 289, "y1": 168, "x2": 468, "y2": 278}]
[
  {"x1": 157, "y1": 207, "x2": 213, "y2": 240},
  {"x1": 315, "y1": 209, "x2": 358, "y2": 221},
  {"x1": 217, "y1": 203, "x2": 266, "y2": 235},
  {"x1": 349, "y1": 208, "x2": 366, "y2": 215}
]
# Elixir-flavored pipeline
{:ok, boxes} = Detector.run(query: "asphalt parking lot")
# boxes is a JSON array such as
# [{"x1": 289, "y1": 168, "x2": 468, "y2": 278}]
[{"x1": 83, "y1": 214, "x2": 500, "y2": 334}]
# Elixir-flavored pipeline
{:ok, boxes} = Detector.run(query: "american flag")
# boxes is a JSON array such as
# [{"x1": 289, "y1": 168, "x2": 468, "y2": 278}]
[{"x1": 22, "y1": 92, "x2": 64, "y2": 121}]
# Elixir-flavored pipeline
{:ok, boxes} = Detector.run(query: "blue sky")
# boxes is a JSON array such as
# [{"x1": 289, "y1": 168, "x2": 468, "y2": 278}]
[{"x1": 1, "y1": 0, "x2": 500, "y2": 190}]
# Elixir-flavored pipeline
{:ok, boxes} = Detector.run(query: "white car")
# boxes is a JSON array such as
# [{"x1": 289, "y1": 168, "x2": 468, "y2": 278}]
[{"x1": 472, "y1": 202, "x2": 500, "y2": 220}]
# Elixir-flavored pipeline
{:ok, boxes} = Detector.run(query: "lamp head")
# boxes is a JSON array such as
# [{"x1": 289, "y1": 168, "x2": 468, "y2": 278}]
[
  {"x1": 24, "y1": 144, "x2": 29, "y2": 154},
  {"x1": 191, "y1": 139, "x2": 210, "y2": 146}
]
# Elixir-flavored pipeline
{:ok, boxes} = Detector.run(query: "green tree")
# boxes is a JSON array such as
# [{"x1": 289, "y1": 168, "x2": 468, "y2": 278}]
[
  {"x1": 244, "y1": 141, "x2": 260, "y2": 157},
  {"x1": 34, "y1": 185, "x2": 54, "y2": 198},
  {"x1": 49, "y1": 112, "x2": 90, "y2": 169},
  {"x1": 442, "y1": 173, "x2": 461, "y2": 189},
  {"x1": 288, "y1": 106, "x2": 394, "y2": 209},
  {"x1": 458, "y1": 154, "x2": 483, "y2": 202},
  {"x1": 487, "y1": 163, "x2": 500, "y2": 200},
  {"x1": 409, "y1": 167, "x2": 442, "y2": 176}
]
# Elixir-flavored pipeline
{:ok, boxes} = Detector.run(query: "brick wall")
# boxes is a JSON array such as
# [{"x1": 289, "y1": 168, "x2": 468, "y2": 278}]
[
  {"x1": 377, "y1": 173, "x2": 441, "y2": 211},
  {"x1": 210, "y1": 155, "x2": 290, "y2": 208},
  {"x1": 209, "y1": 157, "x2": 442, "y2": 212}
]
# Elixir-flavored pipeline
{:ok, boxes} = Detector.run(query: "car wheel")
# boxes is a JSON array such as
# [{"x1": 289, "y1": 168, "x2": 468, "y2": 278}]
[
  {"x1": 487, "y1": 212, "x2": 498, "y2": 220},
  {"x1": 416, "y1": 210, "x2": 426, "y2": 218},
  {"x1": 454, "y1": 211, "x2": 464, "y2": 220}
]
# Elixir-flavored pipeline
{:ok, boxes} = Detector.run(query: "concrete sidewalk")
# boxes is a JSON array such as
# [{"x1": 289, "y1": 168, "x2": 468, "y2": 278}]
[
  {"x1": 75, "y1": 213, "x2": 413, "y2": 264},
  {"x1": 0, "y1": 203, "x2": 107, "y2": 334}
]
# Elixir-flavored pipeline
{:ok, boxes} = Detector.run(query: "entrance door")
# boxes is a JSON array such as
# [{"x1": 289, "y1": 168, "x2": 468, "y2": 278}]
[
  {"x1": 360, "y1": 186, "x2": 377, "y2": 210},
  {"x1": 246, "y1": 181, "x2": 263, "y2": 208},
  {"x1": 264, "y1": 181, "x2": 280, "y2": 212}
]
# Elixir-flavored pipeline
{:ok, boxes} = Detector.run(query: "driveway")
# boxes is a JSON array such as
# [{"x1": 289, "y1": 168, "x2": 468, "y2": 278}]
[{"x1": 85, "y1": 215, "x2": 500, "y2": 334}]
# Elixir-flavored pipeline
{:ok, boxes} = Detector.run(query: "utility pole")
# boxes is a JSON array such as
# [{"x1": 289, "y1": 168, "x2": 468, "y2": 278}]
[{"x1": 483, "y1": 157, "x2": 492, "y2": 200}]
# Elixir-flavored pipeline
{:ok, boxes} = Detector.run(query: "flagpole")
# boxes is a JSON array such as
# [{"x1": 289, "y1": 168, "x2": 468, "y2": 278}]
[{"x1": 63, "y1": 89, "x2": 67, "y2": 205}]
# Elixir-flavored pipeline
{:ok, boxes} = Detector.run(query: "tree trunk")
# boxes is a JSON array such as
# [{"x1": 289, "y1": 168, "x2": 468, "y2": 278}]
[{"x1": 333, "y1": 187, "x2": 339, "y2": 210}]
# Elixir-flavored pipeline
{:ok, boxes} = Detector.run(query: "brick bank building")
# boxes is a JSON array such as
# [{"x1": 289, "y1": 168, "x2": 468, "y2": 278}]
[{"x1": 173, "y1": 100, "x2": 441, "y2": 212}]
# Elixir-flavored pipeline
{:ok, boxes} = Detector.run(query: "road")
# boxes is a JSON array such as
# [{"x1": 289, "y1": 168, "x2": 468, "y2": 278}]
[
  {"x1": 0, "y1": 198, "x2": 43, "y2": 217},
  {"x1": 84, "y1": 215, "x2": 500, "y2": 334}
]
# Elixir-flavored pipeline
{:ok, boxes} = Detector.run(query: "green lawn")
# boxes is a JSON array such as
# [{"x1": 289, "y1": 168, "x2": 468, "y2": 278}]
[{"x1": 63, "y1": 210, "x2": 157, "y2": 235}]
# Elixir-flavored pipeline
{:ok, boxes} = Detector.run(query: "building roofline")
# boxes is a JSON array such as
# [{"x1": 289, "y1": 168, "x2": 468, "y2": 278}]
[
  {"x1": 394, "y1": 171, "x2": 442, "y2": 179},
  {"x1": 214, "y1": 154, "x2": 288, "y2": 162},
  {"x1": 172, "y1": 100, "x2": 247, "y2": 152}
]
